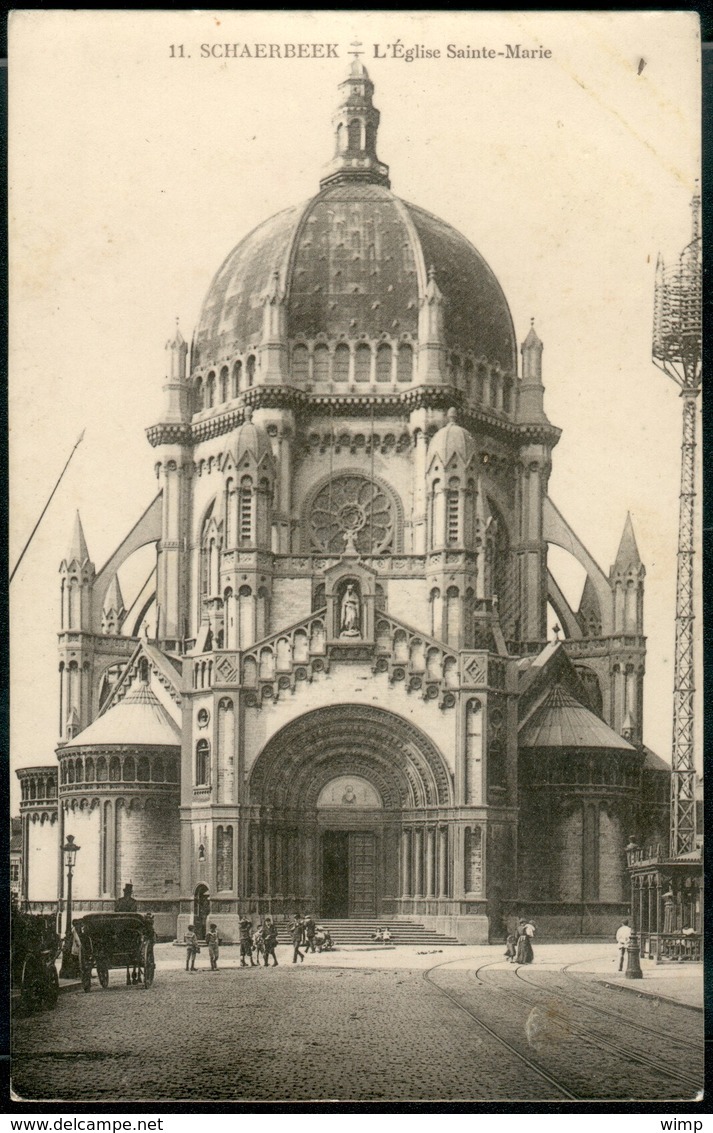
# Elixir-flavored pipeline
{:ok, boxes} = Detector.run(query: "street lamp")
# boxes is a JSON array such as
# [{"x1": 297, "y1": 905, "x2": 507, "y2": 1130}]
[
  {"x1": 59, "y1": 834, "x2": 80, "y2": 979},
  {"x1": 625, "y1": 837, "x2": 643, "y2": 980}
]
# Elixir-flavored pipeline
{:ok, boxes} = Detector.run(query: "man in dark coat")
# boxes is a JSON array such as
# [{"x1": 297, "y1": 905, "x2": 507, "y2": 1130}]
[
  {"x1": 115, "y1": 883, "x2": 138, "y2": 912},
  {"x1": 239, "y1": 916, "x2": 256, "y2": 967},
  {"x1": 262, "y1": 916, "x2": 279, "y2": 967}
]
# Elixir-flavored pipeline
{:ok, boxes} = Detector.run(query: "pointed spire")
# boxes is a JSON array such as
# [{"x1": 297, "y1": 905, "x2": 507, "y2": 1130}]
[
  {"x1": 521, "y1": 318, "x2": 543, "y2": 366},
  {"x1": 614, "y1": 512, "x2": 642, "y2": 572},
  {"x1": 103, "y1": 574, "x2": 125, "y2": 614},
  {"x1": 320, "y1": 62, "x2": 390, "y2": 190},
  {"x1": 166, "y1": 317, "x2": 186, "y2": 350},
  {"x1": 424, "y1": 265, "x2": 444, "y2": 304},
  {"x1": 66, "y1": 510, "x2": 90, "y2": 566},
  {"x1": 66, "y1": 707, "x2": 81, "y2": 740}
]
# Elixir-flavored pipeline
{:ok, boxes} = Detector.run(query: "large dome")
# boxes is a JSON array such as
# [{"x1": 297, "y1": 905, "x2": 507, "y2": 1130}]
[
  {"x1": 192, "y1": 64, "x2": 516, "y2": 381},
  {"x1": 193, "y1": 183, "x2": 515, "y2": 373}
]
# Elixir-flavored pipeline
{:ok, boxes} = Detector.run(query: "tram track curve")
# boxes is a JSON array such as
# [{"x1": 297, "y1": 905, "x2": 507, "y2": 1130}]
[
  {"x1": 513, "y1": 960, "x2": 694, "y2": 1049},
  {"x1": 466, "y1": 960, "x2": 701, "y2": 1095},
  {"x1": 422, "y1": 958, "x2": 579, "y2": 1100}
]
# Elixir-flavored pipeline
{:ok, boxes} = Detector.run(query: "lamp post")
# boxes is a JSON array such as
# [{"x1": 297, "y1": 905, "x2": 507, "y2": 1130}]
[
  {"x1": 59, "y1": 835, "x2": 80, "y2": 979},
  {"x1": 625, "y1": 838, "x2": 643, "y2": 979}
]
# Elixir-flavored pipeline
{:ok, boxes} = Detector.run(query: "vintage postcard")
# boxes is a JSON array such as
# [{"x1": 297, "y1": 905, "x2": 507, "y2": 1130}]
[{"x1": 9, "y1": 10, "x2": 702, "y2": 1106}]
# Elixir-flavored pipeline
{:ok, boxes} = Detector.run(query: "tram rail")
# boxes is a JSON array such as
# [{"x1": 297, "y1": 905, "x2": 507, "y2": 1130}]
[{"x1": 423, "y1": 957, "x2": 702, "y2": 1102}]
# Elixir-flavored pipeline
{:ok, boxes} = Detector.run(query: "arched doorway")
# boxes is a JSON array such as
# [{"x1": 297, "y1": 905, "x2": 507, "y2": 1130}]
[
  {"x1": 193, "y1": 884, "x2": 210, "y2": 939},
  {"x1": 247, "y1": 704, "x2": 452, "y2": 919}
]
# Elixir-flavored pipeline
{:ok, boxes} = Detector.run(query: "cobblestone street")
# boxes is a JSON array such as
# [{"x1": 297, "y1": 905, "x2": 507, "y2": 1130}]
[{"x1": 12, "y1": 946, "x2": 704, "y2": 1104}]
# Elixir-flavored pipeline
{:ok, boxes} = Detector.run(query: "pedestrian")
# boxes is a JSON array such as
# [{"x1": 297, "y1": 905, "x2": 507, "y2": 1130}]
[
  {"x1": 262, "y1": 916, "x2": 279, "y2": 967},
  {"x1": 115, "y1": 882, "x2": 138, "y2": 912},
  {"x1": 504, "y1": 932, "x2": 517, "y2": 962},
  {"x1": 239, "y1": 916, "x2": 255, "y2": 967},
  {"x1": 304, "y1": 914, "x2": 317, "y2": 953},
  {"x1": 515, "y1": 918, "x2": 535, "y2": 964},
  {"x1": 291, "y1": 916, "x2": 305, "y2": 964},
  {"x1": 615, "y1": 918, "x2": 631, "y2": 971},
  {"x1": 184, "y1": 924, "x2": 199, "y2": 971},
  {"x1": 206, "y1": 922, "x2": 220, "y2": 970}
]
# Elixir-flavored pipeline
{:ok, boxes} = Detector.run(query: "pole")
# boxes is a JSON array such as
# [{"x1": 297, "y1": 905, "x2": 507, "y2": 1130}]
[
  {"x1": 10, "y1": 430, "x2": 85, "y2": 584},
  {"x1": 59, "y1": 855, "x2": 78, "y2": 979}
]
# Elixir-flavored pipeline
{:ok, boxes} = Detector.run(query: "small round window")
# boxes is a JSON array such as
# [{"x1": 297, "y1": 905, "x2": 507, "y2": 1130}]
[{"x1": 197, "y1": 708, "x2": 210, "y2": 728}]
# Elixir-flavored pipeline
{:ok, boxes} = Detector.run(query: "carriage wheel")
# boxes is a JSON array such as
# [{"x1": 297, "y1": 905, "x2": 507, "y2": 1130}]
[
  {"x1": 97, "y1": 962, "x2": 109, "y2": 989},
  {"x1": 142, "y1": 942, "x2": 155, "y2": 989},
  {"x1": 20, "y1": 955, "x2": 44, "y2": 1013},
  {"x1": 81, "y1": 965, "x2": 92, "y2": 993},
  {"x1": 44, "y1": 964, "x2": 60, "y2": 1009}
]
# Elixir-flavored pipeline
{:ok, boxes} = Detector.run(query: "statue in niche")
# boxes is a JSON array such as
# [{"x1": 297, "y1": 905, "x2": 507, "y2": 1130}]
[
  {"x1": 342, "y1": 784, "x2": 357, "y2": 805},
  {"x1": 340, "y1": 583, "x2": 361, "y2": 638}
]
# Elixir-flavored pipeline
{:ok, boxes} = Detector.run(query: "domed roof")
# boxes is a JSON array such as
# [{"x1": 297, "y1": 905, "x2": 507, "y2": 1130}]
[
  {"x1": 427, "y1": 408, "x2": 477, "y2": 467},
  {"x1": 192, "y1": 67, "x2": 516, "y2": 377},
  {"x1": 62, "y1": 682, "x2": 181, "y2": 750},
  {"x1": 234, "y1": 407, "x2": 273, "y2": 467}
]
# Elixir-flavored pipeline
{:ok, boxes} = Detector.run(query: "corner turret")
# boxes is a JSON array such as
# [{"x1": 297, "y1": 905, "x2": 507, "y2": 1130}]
[{"x1": 518, "y1": 319, "x2": 548, "y2": 424}]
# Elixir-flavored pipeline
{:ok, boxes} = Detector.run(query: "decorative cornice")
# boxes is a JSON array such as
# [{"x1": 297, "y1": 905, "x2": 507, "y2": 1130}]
[{"x1": 147, "y1": 386, "x2": 558, "y2": 449}]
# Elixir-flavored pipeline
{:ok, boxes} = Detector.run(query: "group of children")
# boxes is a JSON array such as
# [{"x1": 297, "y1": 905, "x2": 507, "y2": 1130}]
[
  {"x1": 184, "y1": 914, "x2": 335, "y2": 970},
  {"x1": 183, "y1": 923, "x2": 221, "y2": 971},
  {"x1": 371, "y1": 926, "x2": 393, "y2": 943}
]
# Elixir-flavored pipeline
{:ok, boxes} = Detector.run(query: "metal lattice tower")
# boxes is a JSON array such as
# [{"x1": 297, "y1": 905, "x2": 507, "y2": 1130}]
[{"x1": 652, "y1": 193, "x2": 702, "y2": 857}]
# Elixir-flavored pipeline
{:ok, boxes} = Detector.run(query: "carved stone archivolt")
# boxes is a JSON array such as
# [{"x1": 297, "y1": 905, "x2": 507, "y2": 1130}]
[{"x1": 249, "y1": 703, "x2": 452, "y2": 810}]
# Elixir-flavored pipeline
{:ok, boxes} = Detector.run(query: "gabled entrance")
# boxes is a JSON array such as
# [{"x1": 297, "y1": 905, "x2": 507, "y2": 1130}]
[{"x1": 321, "y1": 830, "x2": 376, "y2": 918}]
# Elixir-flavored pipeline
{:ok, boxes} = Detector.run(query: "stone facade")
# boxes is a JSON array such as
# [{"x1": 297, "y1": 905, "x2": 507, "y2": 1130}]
[{"x1": 19, "y1": 63, "x2": 669, "y2": 942}]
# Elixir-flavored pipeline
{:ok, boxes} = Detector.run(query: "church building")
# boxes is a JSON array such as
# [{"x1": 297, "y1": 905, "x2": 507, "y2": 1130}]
[{"x1": 19, "y1": 63, "x2": 669, "y2": 942}]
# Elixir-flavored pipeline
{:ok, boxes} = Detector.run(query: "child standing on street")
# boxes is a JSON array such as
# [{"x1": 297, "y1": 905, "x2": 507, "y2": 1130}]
[
  {"x1": 206, "y1": 923, "x2": 220, "y2": 970},
  {"x1": 185, "y1": 924, "x2": 198, "y2": 971}
]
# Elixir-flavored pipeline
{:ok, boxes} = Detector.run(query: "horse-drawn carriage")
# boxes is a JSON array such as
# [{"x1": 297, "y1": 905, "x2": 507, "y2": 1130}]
[
  {"x1": 11, "y1": 907, "x2": 61, "y2": 1013},
  {"x1": 73, "y1": 912, "x2": 156, "y2": 992}
]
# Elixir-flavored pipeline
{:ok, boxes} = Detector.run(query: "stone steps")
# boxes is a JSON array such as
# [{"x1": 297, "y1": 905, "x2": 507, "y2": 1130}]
[{"x1": 273, "y1": 919, "x2": 462, "y2": 946}]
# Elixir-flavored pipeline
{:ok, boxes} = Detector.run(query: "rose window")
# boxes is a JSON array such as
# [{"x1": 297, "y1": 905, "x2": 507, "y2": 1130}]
[{"x1": 310, "y1": 475, "x2": 395, "y2": 554}]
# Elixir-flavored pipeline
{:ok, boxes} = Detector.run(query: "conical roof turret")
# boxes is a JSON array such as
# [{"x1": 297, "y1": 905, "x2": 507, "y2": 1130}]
[
  {"x1": 64, "y1": 511, "x2": 91, "y2": 568},
  {"x1": 612, "y1": 512, "x2": 642, "y2": 574}
]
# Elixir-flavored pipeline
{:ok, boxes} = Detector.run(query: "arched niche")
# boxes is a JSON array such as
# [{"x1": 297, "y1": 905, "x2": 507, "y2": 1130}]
[{"x1": 323, "y1": 559, "x2": 377, "y2": 643}]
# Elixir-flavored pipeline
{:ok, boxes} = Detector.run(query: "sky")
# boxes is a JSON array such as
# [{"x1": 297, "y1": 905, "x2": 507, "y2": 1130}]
[{"x1": 9, "y1": 10, "x2": 701, "y2": 812}]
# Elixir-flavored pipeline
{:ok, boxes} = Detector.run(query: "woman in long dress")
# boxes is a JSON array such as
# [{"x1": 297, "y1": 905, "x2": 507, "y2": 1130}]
[{"x1": 515, "y1": 919, "x2": 535, "y2": 964}]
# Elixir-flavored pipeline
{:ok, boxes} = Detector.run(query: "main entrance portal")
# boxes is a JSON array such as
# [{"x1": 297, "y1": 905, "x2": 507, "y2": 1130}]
[
  {"x1": 321, "y1": 831, "x2": 376, "y2": 918},
  {"x1": 248, "y1": 704, "x2": 453, "y2": 920}
]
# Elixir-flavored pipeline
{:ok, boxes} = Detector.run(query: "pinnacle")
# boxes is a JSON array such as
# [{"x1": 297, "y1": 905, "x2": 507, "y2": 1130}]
[
  {"x1": 614, "y1": 512, "x2": 642, "y2": 570},
  {"x1": 66, "y1": 510, "x2": 90, "y2": 565},
  {"x1": 522, "y1": 320, "x2": 543, "y2": 350},
  {"x1": 167, "y1": 318, "x2": 186, "y2": 348},
  {"x1": 103, "y1": 573, "x2": 125, "y2": 614}
]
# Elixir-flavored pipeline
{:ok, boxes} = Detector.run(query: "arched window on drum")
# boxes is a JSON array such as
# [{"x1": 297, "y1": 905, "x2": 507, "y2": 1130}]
[
  {"x1": 292, "y1": 344, "x2": 309, "y2": 382},
  {"x1": 397, "y1": 342, "x2": 413, "y2": 383},
  {"x1": 313, "y1": 343, "x2": 329, "y2": 382},
  {"x1": 334, "y1": 343, "x2": 350, "y2": 383},
  {"x1": 376, "y1": 343, "x2": 392, "y2": 383}
]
